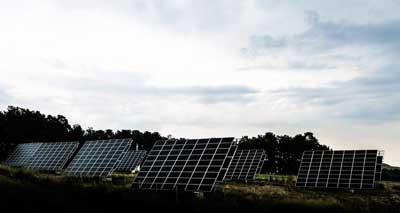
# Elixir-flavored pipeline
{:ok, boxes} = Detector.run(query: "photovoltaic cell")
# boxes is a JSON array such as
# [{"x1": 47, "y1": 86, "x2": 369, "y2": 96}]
[
  {"x1": 132, "y1": 137, "x2": 237, "y2": 192},
  {"x1": 296, "y1": 150, "x2": 384, "y2": 189},
  {"x1": 3, "y1": 143, "x2": 42, "y2": 167},
  {"x1": 115, "y1": 150, "x2": 147, "y2": 172},
  {"x1": 27, "y1": 142, "x2": 79, "y2": 171},
  {"x1": 63, "y1": 139, "x2": 132, "y2": 177},
  {"x1": 225, "y1": 149, "x2": 266, "y2": 180}
]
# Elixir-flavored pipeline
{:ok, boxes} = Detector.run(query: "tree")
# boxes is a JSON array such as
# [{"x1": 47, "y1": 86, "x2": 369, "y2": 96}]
[
  {"x1": 0, "y1": 105, "x2": 330, "y2": 175},
  {"x1": 69, "y1": 124, "x2": 85, "y2": 141},
  {"x1": 238, "y1": 132, "x2": 329, "y2": 174},
  {"x1": 0, "y1": 106, "x2": 166, "y2": 159}
]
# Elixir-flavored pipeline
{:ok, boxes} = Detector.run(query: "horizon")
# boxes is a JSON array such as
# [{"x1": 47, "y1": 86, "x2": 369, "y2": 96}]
[{"x1": 0, "y1": 1, "x2": 399, "y2": 166}]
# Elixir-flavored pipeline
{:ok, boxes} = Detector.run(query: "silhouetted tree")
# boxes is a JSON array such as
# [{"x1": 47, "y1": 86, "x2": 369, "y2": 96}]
[
  {"x1": 239, "y1": 132, "x2": 329, "y2": 174},
  {"x1": 382, "y1": 169, "x2": 400, "y2": 181},
  {"x1": 0, "y1": 106, "x2": 165, "y2": 160},
  {"x1": 69, "y1": 124, "x2": 85, "y2": 141},
  {"x1": 0, "y1": 105, "x2": 329, "y2": 175}
]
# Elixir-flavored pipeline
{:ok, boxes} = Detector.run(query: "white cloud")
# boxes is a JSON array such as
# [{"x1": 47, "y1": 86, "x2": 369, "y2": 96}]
[{"x1": 0, "y1": 0, "x2": 399, "y2": 165}]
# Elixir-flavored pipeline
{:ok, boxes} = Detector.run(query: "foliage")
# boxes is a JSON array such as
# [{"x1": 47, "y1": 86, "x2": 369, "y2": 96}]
[
  {"x1": 0, "y1": 105, "x2": 330, "y2": 175},
  {"x1": 239, "y1": 132, "x2": 330, "y2": 174},
  {"x1": 0, "y1": 106, "x2": 165, "y2": 160},
  {"x1": 256, "y1": 174, "x2": 297, "y2": 185},
  {"x1": 1, "y1": 165, "x2": 399, "y2": 213},
  {"x1": 382, "y1": 169, "x2": 400, "y2": 182}
]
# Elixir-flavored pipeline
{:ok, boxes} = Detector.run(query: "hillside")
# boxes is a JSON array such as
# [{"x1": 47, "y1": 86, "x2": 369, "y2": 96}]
[
  {"x1": 1, "y1": 165, "x2": 400, "y2": 213},
  {"x1": 384, "y1": 163, "x2": 400, "y2": 170}
]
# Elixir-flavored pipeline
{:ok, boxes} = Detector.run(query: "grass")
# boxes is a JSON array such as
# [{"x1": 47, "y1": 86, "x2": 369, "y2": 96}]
[
  {"x1": 219, "y1": 175, "x2": 400, "y2": 213},
  {"x1": 256, "y1": 173, "x2": 297, "y2": 185},
  {"x1": 1, "y1": 165, "x2": 400, "y2": 213}
]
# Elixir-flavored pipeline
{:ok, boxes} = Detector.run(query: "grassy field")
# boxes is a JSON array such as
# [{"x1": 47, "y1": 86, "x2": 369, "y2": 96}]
[{"x1": 1, "y1": 165, "x2": 400, "y2": 213}]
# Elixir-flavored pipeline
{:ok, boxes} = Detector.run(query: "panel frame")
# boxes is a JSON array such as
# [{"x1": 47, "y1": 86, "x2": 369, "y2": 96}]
[
  {"x1": 26, "y1": 141, "x2": 79, "y2": 172},
  {"x1": 63, "y1": 138, "x2": 132, "y2": 177},
  {"x1": 3, "y1": 143, "x2": 43, "y2": 167},
  {"x1": 115, "y1": 150, "x2": 147, "y2": 172},
  {"x1": 132, "y1": 137, "x2": 236, "y2": 192},
  {"x1": 224, "y1": 149, "x2": 266, "y2": 181},
  {"x1": 296, "y1": 150, "x2": 384, "y2": 189}
]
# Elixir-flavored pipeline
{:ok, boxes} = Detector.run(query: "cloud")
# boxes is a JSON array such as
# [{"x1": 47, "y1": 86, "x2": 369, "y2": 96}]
[
  {"x1": 274, "y1": 64, "x2": 400, "y2": 122},
  {"x1": 245, "y1": 10, "x2": 400, "y2": 55},
  {"x1": 1, "y1": 1, "x2": 400, "y2": 165},
  {"x1": 248, "y1": 35, "x2": 287, "y2": 49},
  {"x1": 287, "y1": 61, "x2": 336, "y2": 70},
  {"x1": 16, "y1": 66, "x2": 260, "y2": 105},
  {"x1": 76, "y1": 72, "x2": 260, "y2": 104},
  {"x1": 158, "y1": 85, "x2": 260, "y2": 104},
  {"x1": 54, "y1": 0, "x2": 247, "y2": 33},
  {"x1": 301, "y1": 12, "x2": 400, "y2": 51},
  {"x1": 41, "y1": 58, "x2": 69, "y2": 70},
  {"x1": 0, "y1": 86, "x2": 9, "y2": 104},
  {"x1": 236, "y1": 60, "x2": 336, "y2": 72}
]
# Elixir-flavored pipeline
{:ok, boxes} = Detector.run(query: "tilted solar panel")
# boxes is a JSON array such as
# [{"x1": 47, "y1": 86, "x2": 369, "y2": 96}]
[
  {"x1": 132, "y1": 137, "x2": 237, "y2": 192},
  {"x1": 27, "y1": 142, "x2": 79, "y2": 171},
  {"x1": 375, "y1": 153, "x2": 383, "y2": 181},
  {"x1": 3, "y1": 143, "x2": 42, "y2": 167},
  {"x1": 256, "y1": 151, "x2": 266, "y2": 174},
  {"x1": 63, "y1": 139, "x2": 132, "y2": 177},
  {"x1": 296, "y1": 150, "x2": 384, "y2": 189},
  {"x1": 115, "y1": 150, "x2": 147, "y2": 172},
  {"x1": 225, "y1": 149, "x2": 265, "y2": 181},
  {"x1": 216, "y1": 144, "x2": 237, "y2": 183}
]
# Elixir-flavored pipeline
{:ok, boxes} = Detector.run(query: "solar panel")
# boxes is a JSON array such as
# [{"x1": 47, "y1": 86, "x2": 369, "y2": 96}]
[
  {"x1": 225, "y1": 149, "x2": 266, "y2": 181},
  {"x1": 63, "y1": 139, "x2": 132, "y2": 177},
  {"x1": 256, "y1": 152, "x2": 266, "y2": 174},
  {"x1": 26, "y1": 142, "x2": 79, "y2": 171},
  {"x1": 296, "y1": 150, "x2": 384, "y2": 189},
  {"x1": 115, "y1": 150, "x2": 147, "y2": 172},
  {"x1": 375, "y1": 151, "x2": 384, "y2": 181},
  {"x1": 132, "y1": 137, "x2": 237, "y2": 192},
  {"x1": 216, "y1": 144, "x2": 237, "y2": 183},
  {"x1": 3, "y1": 143, "x2": 42, "y2": 167}
]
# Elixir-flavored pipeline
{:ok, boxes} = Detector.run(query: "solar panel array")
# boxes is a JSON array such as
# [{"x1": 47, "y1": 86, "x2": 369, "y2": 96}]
[
  {"x1": 115, "y1": 150, "x2": 147, "y2": 172},
  {"x1": 27, "y1": 142, "x2": 79, "y2": 171},
  {"x1": 132, "y1": 137, "x2": 237, "y2": 192},
  {"x1": 63, "y1": 139, "x2": 132, "y2": 177},
  {"x1": 225, "y1": 149, "x2": 266, "y2": 180},
  {"x1": 296, "y1": 150, "x2": 384, "y2": 189},
  {"x1": 3, "y1": 143, "x2": 42, "y2": 167}
]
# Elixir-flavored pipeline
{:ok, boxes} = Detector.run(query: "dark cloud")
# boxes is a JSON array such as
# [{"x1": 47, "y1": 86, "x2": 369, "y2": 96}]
[
  {"x1": 274, "y1": 64, "x2": 400, "y2": 122},
  {"x1": 287, "y1": 61, "x2": 336, "y2": 70},
  {"x1": 163, "y1": 85, "x2": 258, "y2": 95},
  {"x1": 159, "y1": 85, "x2": 260, "y2": 104},
  {"x1": 239, "y1": 10, "x2": 400, "y2": 121},
  {"x1": 249, "y1": 35, "x2": 287, "y2": 49},
  {"x1": 241, "y1": 35, "x2": 287, "y2": 57},
  {"x1": 64, "y1": 71, "x2": 259, "y2": 104},
  {"x1": 245, "y1": 10, "x2": 400, "y2": 55},
  {"x1": 300, "y1": 12, "x2": 400, "y2": 50}
]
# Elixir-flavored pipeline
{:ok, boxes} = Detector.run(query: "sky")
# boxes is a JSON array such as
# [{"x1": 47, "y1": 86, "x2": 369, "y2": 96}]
[{"x1": 0, "y1": 0, "x2": 399, "y2": 165}]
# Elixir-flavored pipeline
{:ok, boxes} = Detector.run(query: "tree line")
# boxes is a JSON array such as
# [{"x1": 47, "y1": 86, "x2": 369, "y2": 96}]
[
  {"x1": 0, "y1": 106, "x2": 164, "y2": 159},
  {"x1": 239, "y1": 132, "x2": 329, "y2": 174},
  {"x1": 0, "y1": 106, "x2": 329, "y2": 175}
]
